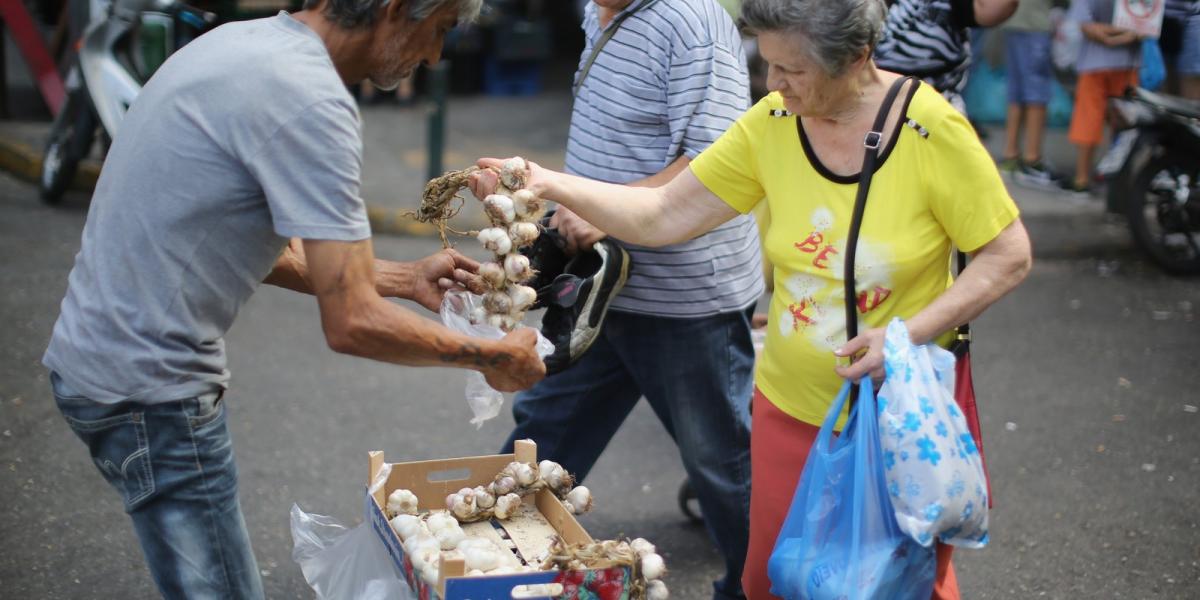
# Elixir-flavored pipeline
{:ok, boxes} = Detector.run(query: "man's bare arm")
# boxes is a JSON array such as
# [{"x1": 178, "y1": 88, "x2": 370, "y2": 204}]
[
  {"x1": 301, "y1": 238, "x2": 544, "y2": 391},
  {"x1": 264, "y1": 238, "x2": 481, "y2": 310}
]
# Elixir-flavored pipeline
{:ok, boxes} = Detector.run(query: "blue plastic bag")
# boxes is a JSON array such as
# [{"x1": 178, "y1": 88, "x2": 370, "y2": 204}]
[
  {"x1": 1140, "y1": 39, "x2": 1166, "y2": 92},
  {"x1": 877, "y1": 319, "x2": 989, "y2": 548},
  {"x1": 768, "y1": 379, "x2": 936, "y2": 600}
]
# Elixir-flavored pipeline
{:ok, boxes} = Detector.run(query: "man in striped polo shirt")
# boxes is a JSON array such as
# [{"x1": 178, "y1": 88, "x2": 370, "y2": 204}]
[{"x1": 501, "y1": 1, "x2": 762, "y2": 598}]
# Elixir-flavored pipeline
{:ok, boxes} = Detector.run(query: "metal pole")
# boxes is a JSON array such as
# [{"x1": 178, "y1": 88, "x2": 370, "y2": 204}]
[{"x1": 426, "y1": 60, "x2": 450, "y2": 181}]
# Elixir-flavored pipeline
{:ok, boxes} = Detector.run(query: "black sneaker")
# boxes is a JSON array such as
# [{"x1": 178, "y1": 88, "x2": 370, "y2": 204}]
[
  {"x1": 519, "y1": 211, "x2": 571, "y2": 309},
  {"x1": 538, "y1": 238, "x2": 631, "y2": 375},
  {"x1": 1014, "y1": 160, "x2": 1062, "y2": 189}
]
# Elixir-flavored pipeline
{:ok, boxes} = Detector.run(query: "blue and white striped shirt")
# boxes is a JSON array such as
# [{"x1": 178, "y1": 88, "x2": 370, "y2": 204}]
[{"x1": 566, "y1": 0, "x2": 764, "y2": 318}]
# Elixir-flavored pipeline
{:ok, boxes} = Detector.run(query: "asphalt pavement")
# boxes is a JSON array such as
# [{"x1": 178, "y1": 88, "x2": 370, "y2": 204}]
[{"x1": 1, "y1": 111, "x2": 1199, "y2": 599}]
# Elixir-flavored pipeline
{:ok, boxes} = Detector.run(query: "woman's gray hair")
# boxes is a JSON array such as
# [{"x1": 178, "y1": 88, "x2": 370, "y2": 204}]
[
  {"x1": 302, "y1": 0, "x2": 483, "y2": 29},
  {"x1": 739, "y1": 0, "x2": 887, "y2": 76}
]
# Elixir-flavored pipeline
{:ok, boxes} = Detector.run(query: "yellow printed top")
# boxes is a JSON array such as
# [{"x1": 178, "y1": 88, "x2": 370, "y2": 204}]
[{"x1": 690, "y1": 84, "x2": 1019, "y2": 428}]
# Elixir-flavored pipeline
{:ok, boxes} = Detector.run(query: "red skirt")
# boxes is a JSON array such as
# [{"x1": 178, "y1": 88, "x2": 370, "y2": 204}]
[{"x1": 742, "y1": 387, "x2": 960, "y2": 600}]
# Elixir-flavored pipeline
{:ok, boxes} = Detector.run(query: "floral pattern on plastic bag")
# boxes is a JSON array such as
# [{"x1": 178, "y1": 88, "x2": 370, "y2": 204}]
[{"x1": 877, "y1": 318, "x2": 989, "y2": 548}]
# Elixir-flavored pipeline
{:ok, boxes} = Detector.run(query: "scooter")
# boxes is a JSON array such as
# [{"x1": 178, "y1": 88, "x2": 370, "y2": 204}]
[
  {"x1": 1098, "y1": 87, "x2": 1200, "y2": 275},
  {"x1": 39, "y1": 0, "x2": 215, "y2": 203}
]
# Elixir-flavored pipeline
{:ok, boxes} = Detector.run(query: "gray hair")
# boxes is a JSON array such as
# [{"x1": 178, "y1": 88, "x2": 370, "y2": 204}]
[
  {"x1": 739, "y1": 0, "x2": 887, "y2": 76},
  {"x1": 302, "y1": 0, "x2": 483, "y2": 30}
]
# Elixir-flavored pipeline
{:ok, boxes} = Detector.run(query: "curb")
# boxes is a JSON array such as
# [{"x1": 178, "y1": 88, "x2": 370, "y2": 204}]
[
  {"x1": 0, "y1": 134, "x2": 449, "y2": 238},
  {"x1": 0, "y1": 133, "x2": 100, "y2": 191}
]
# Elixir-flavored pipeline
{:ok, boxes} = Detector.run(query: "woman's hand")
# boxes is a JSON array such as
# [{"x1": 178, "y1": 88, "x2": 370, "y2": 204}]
[
  {"x1": 468, "y1": 157, "x2": 556, "y2": 200},
  {"x1": 833, "y1": 327, "x2": 887, "y2": 383}
]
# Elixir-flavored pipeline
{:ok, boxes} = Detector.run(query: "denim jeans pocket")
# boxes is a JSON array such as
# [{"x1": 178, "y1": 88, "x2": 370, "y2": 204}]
[
  {"x1": 185, "y1": 392, "x2": 225, "y2": 429},
  {"x1": 59, "y1": 407, "x2": 156, "y2": 509}
]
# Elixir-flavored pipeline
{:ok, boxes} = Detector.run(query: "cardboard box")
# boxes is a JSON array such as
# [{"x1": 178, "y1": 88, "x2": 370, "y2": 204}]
[{"x1": 366, "y1": 440, "x2": 635, "y2": 600}]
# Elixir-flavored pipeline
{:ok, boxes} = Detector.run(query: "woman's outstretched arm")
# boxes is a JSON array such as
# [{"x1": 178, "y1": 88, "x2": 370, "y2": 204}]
[{"x1": 469, "y1": 158, "x2": 740, "y2": 248}]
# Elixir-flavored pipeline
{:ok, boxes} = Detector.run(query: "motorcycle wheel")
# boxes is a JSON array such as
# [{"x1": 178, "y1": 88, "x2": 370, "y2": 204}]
[
  {"x1": 39, "y1": 91, "x2": 96, "y2": 204},
  {"x1": 1125, "y1": 152, "x2": 1200, "y2": 275}
]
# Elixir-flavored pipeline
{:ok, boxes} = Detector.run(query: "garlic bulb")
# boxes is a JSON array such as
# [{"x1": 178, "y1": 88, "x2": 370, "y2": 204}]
[
  {"x1": 509, "y1": 221, "x2": 539, "y2": 247},
  {"x1": 387, "y1": 488, "x2": 420, "y2": 516},
  {"x1": 404, "y1": 533, "x2": 439, "y2": 557},
  {"x1": 477, "y1": 227, "x2": 513, "y2": 255},
  {"x1": 630, "y1": 538, "x2": 656, "y2": 558},
  {"x1": 493, "y1": 493, "x2": 522, "y2": 520},
  {"x1": 484, "y1": 194, "x2": 517, "y2": 225},
  {"x1": 488, "y1": 566, "x2": 519, "y2": 575},
  {"x1": 409, "y1": 546, "x2": 440, "y2": 572},
  {"x1": 500, "y1": 157, "x2": 528, "y2": 189},
  {"x1": 473, "y1": 486, "x2": 496, "y2": 509},
  {"x1": 485, "y1": 313, "x2": 507, "y2": 330},
  {"x1": 640, "y1": 552, "x2": 666, "y2": 581},
  {"x1": 435, "y1": 524, "x2": 466, "y2": 550},
  {"x1": 508, "y1": 285, "x2": 537, "y2": 312},
  {"x1": 490, "y1": 476, "x2": 517, "y2": 496},
  {"x1": 456, "y1": 537, "x2": 491, "y2": 552},
  {"x1": 483, "y1": 291, "x2": 514, "y2": 315},
  {"x1": 565, "y1": 486, "x2": 593, "y2": 514},
  {"x1": 512, "y1": 189, "x2": 544, "y2": 220},
  {"x1": 462, "y1": 546, "x2": 500, "y2": 572},
  {"x1": 467, "y1": 569, "x2": 485, "y2": 577},
  {"x1": 419, "y1": 563, "x2": 440, "y2": 586},
  {"x1": 450, "y1": 494, "x2": 477, "y2": 520},
  {"x1": 478, "y1": 262, "x2": 507, "y2": 288},
  {"x1": 538, "y1": 460, "x2": 573, "y2": 494},
  {"x1": 389, "y1": 514, "x2": 424, "y2": 541},
  {"x1": 468, "y1": 306, "x2": 487, "y2": 325},
  {"x1": 646, "y1": 580, "x2": 670, "y2": 600},
  {"x1": 503, "y1": 254, "x2": 534, "y2": 282},
  {"x1": 506, "y1": 461, "x2": 537, "y2": 486},
  {"x1": 427, "y1": 512, "x2": 458, "y2": 535}
]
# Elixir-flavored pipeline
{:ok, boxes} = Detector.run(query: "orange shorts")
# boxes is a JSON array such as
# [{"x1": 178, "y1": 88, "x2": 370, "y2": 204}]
[
  {"x1": 1068, "y1": 69, "x2": 1139, "y2": 146},
  {"x1": 742, "y1": 387, "x2": 959, "y2": 600}
]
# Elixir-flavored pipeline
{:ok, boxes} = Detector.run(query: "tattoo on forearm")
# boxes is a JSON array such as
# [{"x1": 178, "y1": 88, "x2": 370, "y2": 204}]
[{"x1": 440, "y1": 343, "x2": 512, "y2": 368}]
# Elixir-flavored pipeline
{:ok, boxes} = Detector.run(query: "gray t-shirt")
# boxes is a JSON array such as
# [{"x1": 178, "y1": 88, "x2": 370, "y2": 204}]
[
  {"x1": 43, "y1": 13, "x2": 370, "y2": 404},
  {"x1": 1069, "y1": 0, "x2": 1142, "y2": 73}
]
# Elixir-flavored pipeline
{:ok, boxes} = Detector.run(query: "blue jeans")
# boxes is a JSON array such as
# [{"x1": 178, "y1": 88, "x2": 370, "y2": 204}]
[
  {"x1": 503, "y1": 308, "x2": 754, "y2": 600},
  {"x1": 51, "y1": 372, "x2": 263, "y2": 599}
]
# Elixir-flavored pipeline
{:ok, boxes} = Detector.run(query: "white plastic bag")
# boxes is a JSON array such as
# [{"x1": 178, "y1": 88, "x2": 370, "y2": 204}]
[
  {"x1": 876, "y1": 318, "x2": 989, "y2": 548},
  {"x1": 1051, "y1": 7, "x2": 1082, "y2": 73},
  {"x1": 439, "y1": 290, "x2": 554, "y2": 428},
  {"x1": 290, "y1": 503, "x2": 415, "y2": 600}
]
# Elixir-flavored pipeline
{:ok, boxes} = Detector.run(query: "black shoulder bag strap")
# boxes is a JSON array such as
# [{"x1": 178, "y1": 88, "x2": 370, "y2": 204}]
[
  {"x1": 844, "y1": 75, "x2": 917, "y2": 406},
  {"x1": 952, "y1": 250, "x2": 970, "y2": 352},
  {"x1": 573, "y1": 0, "x2": 663, "y2": 96}
]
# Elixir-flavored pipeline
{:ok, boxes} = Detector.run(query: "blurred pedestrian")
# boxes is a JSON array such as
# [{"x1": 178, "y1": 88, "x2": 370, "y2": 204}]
[
  {"x1": 999, "y1": 0, "x2": 1062, "y2": 187},
  {"x1": 41, "y1": 1, "x2": 545, "y2": 598},
  {"x1": 1162, "y1": 0, "x2": 1200, "y2": 99},
  {"x1": 1065, "y1": 0, "x2": 1142, "y2": 196},
  {"x1": 498, "y1": 1, "x2": 763, "y2": 598},
  {"x1": 874, "y1": 0, "x2": 1018, "y2": 113}
]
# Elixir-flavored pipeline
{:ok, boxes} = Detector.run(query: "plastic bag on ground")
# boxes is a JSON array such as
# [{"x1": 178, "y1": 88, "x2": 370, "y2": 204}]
[
  {"x1": 877, "y1": 318, "x2": 989, "y2": 548},
  {"x1": 439, "y1": 290, "x2": 554, "y2": 428},
  {"x1": 290, "y1": 504, "x2": 415, "y2": 600},
  {"x1": 768, "y1": 379, "x2": 936, "y2": 600}
]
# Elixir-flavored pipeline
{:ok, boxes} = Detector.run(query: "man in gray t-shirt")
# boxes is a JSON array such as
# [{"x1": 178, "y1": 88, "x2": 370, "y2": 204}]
[{"x1": 42, "y1": 0, "x2": 543, "y2": 596}]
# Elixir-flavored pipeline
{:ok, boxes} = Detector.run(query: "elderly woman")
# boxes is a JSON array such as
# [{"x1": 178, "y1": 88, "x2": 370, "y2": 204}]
[{"x1": 473, "y1": 0, "x2": 1031, "y2": 596}]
